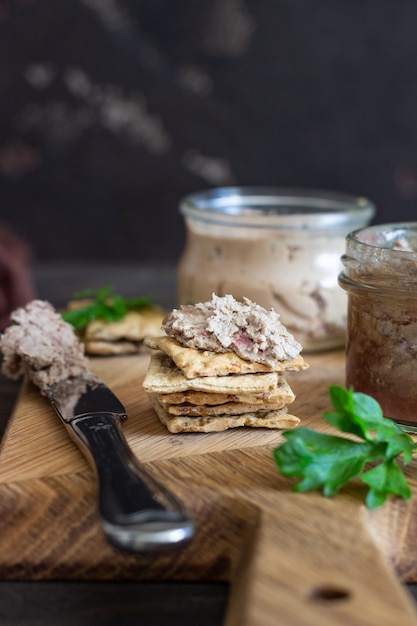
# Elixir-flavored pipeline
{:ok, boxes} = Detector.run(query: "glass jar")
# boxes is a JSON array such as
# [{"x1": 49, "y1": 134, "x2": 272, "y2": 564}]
[
  {"x1": 177, "y1": 187, "x2": 375, "y2": 352},
  {"x1": 339, "y1": 222, "x2": 417, "y2": 430}
]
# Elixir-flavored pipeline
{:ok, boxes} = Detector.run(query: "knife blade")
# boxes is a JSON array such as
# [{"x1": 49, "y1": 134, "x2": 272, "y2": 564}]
[{"x1": 45, "y1": 375, "x2": 195, "y2": 553}]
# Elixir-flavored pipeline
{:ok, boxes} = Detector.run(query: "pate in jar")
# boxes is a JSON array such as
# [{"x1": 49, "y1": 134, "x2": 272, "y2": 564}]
[
  {"x1": 339, "y1": 222, "x2": 417, "y2": 430},
  {"x1": 177, "y1": 187, "x2": 375, "y2": 352}
]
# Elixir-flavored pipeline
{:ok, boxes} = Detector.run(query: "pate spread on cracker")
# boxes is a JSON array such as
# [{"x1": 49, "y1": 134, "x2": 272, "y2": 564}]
[
  {"x1": 143, "y1": 335, "x2": 307, "y2": 378},
  {"x1": 143, "y1": 294, "x2": 308, "y2": 433},
  {"x1": 163, "y1": 293, "x2": 302, "y2": 367}
]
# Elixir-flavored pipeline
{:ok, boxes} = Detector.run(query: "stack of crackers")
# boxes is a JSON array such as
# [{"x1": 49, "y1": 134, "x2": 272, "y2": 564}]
[{"x1": 143, "y1": 335, "x2": 308, "y2": 433}]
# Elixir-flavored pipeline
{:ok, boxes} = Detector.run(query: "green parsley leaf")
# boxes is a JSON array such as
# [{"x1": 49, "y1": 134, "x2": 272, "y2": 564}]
[
  {"x1": 61, "y1": 286, "x2": 153, "y2": 330},
  {"x1": 273, "y1": 386, "x2": 417, "y2": 509},
  {"x1": 362, "y1": 459, "x2": 411, "y2": 508}
]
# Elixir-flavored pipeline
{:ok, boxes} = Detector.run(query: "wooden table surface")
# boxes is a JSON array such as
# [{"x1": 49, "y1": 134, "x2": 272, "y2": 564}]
[{"x1": 0, "y1": 261, "x2": 416, "y2": 625}]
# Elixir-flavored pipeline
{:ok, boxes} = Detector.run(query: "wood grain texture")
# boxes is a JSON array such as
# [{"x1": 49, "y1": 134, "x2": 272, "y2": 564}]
[{"x1": 0, "y1": 349, "x2": 417, "y2": 625}]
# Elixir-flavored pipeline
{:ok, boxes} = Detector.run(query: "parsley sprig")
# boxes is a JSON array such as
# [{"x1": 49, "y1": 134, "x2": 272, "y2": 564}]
[
  {"x1": 274, "y1": 385, "x2": 417, "y2": 509},
  {"x1": 61, "y1": 287, "x2": 152, "y2": 330}
]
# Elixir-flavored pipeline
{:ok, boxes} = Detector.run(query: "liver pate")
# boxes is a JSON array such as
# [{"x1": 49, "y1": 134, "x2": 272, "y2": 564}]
[
  {"x1": 162, "y1": 293, "x2": 302, "y2": 367},
  {"x1": 0, "y1": 299, "x2": 92, "y2": 390}
]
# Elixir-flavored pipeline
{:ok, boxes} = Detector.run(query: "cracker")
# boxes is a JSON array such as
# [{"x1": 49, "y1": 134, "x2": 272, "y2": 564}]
[
  {"x1": 143, "y1": 351, "x2": 280, "y2": 394},
  {"x1": 70, "y1": 306, "x2": 165, "y2": 355},
  {"x1": 84, "y1": 340, "x2": 142, "y2": 355},
  {"x1": 144, "y1": 336, "x2": 308, "y2": 379},
  {"x1": 150, "y1": 395, "x2": 300, "y2": 433},
  {"x1": 86, "y1": 308, "x2": 164, "y2": 342},
  {"x1": 158, "y1": 377, "x2": 295, "y2": 406},
  {"x1": 158, "y1": 389, "x2": 291, "y2": 406},
  {"x1": 165, "y1": 399, "x2": 288, "y2": 416}
]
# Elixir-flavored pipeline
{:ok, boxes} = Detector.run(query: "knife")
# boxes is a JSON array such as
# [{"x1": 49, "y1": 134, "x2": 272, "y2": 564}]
[{"x1": 44, "y1": 374, "x2": 195, "y2": 553}]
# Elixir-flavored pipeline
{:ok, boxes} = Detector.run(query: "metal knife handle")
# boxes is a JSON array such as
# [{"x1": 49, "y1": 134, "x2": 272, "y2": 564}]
[{"x1": 68, "y1": 412, "x2": 194, "y2": 553}]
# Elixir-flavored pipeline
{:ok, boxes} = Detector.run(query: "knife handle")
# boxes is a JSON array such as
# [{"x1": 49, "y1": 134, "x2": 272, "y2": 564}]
[{"x1": 68, "y1": 412, "x2": 195, "y2": 553}]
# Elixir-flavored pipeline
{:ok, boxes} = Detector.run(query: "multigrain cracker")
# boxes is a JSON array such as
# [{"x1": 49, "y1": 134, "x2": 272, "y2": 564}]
[
  {"x1": 166, "y1": 400, "x2": 288, "y2": 416},
  {"x1": 85, "y1": 308, "x2": 164, "y2": 342},
  {"x1": 72, "y1": 306, "x2": 165, "y2": 355},
  {"x1": 158, "y1": 379, "x2": 294, "y2": 406},
  {"x1": 143, "y1": 351, "x2": 281, "y2": 394},
  {"x1": 150, "y1": 395, "x2": 300, "y2": 433},
  {"x1": 84, "y1": 340, "x2": 140, "y2": 355},
  {"x1": 144, "y1": 335, "x2": 308, "y2": 379}
]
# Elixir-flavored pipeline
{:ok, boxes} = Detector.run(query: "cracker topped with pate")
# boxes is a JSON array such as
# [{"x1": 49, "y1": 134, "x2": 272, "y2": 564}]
[{"x1": 143, "y1": 294, "x2": 308, "y2": 433}]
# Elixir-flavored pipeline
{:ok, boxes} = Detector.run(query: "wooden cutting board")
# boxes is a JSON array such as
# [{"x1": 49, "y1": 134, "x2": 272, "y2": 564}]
[{"x1": 0, "y1": 349, "x2": 417, "y2": 625}]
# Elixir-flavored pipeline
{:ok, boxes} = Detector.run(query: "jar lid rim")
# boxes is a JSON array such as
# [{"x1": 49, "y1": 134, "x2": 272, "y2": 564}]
[
  {"x1": 348, "y1": 222, "x2": 417, "y2": 254},
  {"x1": 180, "y1": 187, "x2": 375, "y2": 229}
]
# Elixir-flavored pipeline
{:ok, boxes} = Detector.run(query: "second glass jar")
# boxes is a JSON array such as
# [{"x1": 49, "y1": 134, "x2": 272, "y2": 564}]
[{"x1": 339, "y1": 222, "x2": 417, "y2": 430}]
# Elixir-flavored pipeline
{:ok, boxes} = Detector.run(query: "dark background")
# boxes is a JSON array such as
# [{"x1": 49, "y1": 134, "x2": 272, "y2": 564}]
[{"x1": 1, "y1": 0, "x2": 417, "y2": 264}]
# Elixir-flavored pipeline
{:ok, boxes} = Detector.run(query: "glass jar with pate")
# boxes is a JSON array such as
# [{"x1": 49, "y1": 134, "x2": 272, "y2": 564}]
[
  {"x1": 339, "y1": 222, "x2": 417, "y2": 430},
  {"x1": 177, "y1": 187, "x2": 375, "y2": 352}
]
